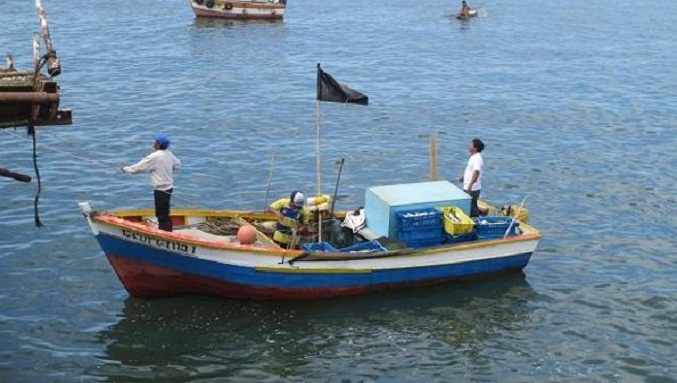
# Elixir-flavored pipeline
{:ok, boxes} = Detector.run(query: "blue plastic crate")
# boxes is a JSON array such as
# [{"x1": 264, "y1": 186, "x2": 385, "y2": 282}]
[
  {"x1": 473, "y1": 217, "x2": 520, "y2": 239},
  {"x1": 404, "y1": 236, "x2": 446, "y2": 249},
  {"x1": 397, "y1": 226, "x2": 445, "y2": 241},
  {"x1": 395, "y1": 208, "x2": 442, "y2": 230},
  {"x1": 339, "y1": 241, "x2": 387, "y2": 253},
  {"x1": 302, "y1": 242, "x2": 338, "y2": 252},
  {"x1": 445, "y1": 231, "x2": 478, "y2": 244}
]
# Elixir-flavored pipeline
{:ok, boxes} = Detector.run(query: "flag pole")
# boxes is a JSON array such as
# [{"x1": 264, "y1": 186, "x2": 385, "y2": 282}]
[{"x1": 316, "y1": 64, "x2": 323, "y2": 243}]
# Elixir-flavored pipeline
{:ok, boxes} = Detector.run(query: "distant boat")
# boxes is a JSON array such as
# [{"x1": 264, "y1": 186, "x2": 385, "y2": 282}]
[
  {"x1": 456, "y1": 8, "x2": 478, "y2": 20},
  {"x1": 188, "y1": 0, "x2": 287, "y2": 21},
  {"x1": 79, "y1": 198, "x2": 540, "y2": 301}
]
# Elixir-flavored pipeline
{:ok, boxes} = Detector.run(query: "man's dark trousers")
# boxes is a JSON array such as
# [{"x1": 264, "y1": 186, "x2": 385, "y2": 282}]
[{"x1": 154, "y1": 188, "x2": 173, "y2": 232}]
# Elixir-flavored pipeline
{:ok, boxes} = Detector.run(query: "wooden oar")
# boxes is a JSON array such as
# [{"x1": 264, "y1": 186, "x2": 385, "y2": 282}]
[{"x1": 287, "y1": 250, "x2": 312, "y2": 266}]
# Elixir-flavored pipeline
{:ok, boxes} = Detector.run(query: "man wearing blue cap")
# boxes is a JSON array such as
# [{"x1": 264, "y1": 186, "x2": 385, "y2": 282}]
[{"x1": 121, "y1": 135, "x2": 182, "y2": 232}]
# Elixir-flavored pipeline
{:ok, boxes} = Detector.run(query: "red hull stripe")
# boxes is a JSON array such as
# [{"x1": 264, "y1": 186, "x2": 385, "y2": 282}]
[{"x1": 193, "y1": 8, "x2": 283, "y2": 20}]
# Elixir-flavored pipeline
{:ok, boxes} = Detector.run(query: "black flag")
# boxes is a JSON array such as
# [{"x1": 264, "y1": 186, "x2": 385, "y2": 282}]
[{"x1": 316, "y1": 64, "x2": 368, "y2": 106}]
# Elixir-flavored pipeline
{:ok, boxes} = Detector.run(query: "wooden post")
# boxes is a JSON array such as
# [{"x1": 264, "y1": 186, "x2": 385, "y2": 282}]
[
  {"x1": 0, "y1": 92, "x2": 59, "y2": 103},
  {"x1": 429, "y1": 135, "x2": 438, "y2": 181},
  {"x1": 32, "y1": 34, "x2": 41, "y2": 68},
  {"x1": 35, "y1": 0, "x2": 60, "y2": 77}
]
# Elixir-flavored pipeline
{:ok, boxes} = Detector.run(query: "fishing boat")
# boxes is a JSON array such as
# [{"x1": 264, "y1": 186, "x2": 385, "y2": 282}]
[
  {"x1": 83, "y1": 68, "x2": 538, "y2": 301},
  {"x1": 188, "y1": 0, "x2": 287, "y2": 21},
  {"x1": 79, "y1": 185, "x2": 540, "y2": 300}
]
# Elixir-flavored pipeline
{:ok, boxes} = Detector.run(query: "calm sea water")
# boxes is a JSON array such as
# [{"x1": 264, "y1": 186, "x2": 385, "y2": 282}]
[{"x1": 2, "y1": 0, "x2": 677, "y2": 381}]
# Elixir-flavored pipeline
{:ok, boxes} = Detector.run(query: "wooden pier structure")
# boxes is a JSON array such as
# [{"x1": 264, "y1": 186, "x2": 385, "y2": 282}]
[
  {"x1": 1, "y1": 0, "x2": 73, "y2": 225},
  {"x1": 1, "y1": 0, "x2": 71, "y2": 131}
]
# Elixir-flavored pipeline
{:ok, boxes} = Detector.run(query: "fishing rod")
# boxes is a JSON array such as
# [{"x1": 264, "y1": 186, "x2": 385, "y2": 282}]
[
  {"x1": 3, "y1": 129, "x2": 209, "y2": 209},
  {"x1": 262, "y1": 151, "x2": 275, "y2": 212},
  {"x1": 4, "y1": 129, "x2": 120, "y2": 170},
  {"x1": 504, "y1": 194, "x2": 528, "y2": 239}
]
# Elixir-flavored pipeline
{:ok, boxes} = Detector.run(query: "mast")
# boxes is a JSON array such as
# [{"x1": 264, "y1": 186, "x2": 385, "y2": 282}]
[{"x1": 315, "y1": 64, "x2": 323, "y2": 242}]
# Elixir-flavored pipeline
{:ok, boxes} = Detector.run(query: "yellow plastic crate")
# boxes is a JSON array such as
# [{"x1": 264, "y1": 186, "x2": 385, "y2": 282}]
[
  {"x1": 499, "y1": 205, "x2": 529, "y2": 223},
  {"x1": 439, "y1": 206, "x2": 474, "y2": 236},
  {"x1": 478, "y1": 201, "x2": 529, "y2": 223}
]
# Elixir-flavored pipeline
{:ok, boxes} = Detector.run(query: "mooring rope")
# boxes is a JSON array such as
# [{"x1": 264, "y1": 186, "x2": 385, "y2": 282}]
[{"x1": 26, "y1": 124, "x2": 43, "y2": 227}]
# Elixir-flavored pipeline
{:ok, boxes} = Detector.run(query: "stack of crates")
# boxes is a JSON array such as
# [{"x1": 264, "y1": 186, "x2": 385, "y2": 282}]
[
  {"x1": 364, "y1": 181, "x2": 471, "y2": 239},
  {"x1": 395, "y1": 207, "x2": 445, "y2": 248}
]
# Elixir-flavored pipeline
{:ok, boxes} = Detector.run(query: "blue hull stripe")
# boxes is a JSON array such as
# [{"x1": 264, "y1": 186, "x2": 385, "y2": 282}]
[{"x1": 97, "y1": 234, "x2": 531, "y2": 289}]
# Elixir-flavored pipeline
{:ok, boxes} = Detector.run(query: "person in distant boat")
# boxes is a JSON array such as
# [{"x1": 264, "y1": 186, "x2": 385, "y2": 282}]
[
  {"x1": 121, "y1": 134, "x2": 181, "y2": 232},
  {"x1": 269, "y1": 190, "x2": 311, "y2": 249},
  {"x1": 458, "y1": 138, "x2": 484, "y2": 217},
  {"x1": 459, "y1": 1, "x2": 473, "y2": 18}
]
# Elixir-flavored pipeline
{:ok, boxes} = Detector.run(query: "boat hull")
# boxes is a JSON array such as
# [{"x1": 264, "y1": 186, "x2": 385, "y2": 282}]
[
  {"x1": 189, "y1": 0, "x2": 286, "y2": 20},
  {"x1": 95, "y1": 229, "x2": 535, "y2": 300},
  {"x1": 105, "y1": 252, "x2": 532, "y2": 300},
  {"x1": 81, "y1": 205, "x2": 540, "y2": 301}
]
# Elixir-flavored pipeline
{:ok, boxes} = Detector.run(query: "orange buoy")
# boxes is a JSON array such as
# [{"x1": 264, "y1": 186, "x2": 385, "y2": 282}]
[{"x1": 237, "y1": 225, "x2": 257, "y2": 245}]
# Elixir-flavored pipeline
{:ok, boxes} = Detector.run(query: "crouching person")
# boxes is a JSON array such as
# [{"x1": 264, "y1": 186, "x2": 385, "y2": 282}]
[{"x1": 269, "y1": 190, "x2": 311, "y2": 249}]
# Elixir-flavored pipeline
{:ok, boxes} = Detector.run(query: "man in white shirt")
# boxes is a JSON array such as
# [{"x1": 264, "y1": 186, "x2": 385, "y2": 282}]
[
  {"x1": 121, "y1": 134, "x2": 182, "y2": 232},
  {"x1": 458, "y1": 138, "x2": 484, "y2": 217}
]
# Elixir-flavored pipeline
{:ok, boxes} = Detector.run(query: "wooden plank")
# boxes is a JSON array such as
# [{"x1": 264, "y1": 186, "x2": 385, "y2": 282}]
[
  {"x1": 0, "y1": 167, "x2": 32, "y2": 183},
  {"x1": 35, "y1": 0, "x2": 61, "y2": 77},
  {"x1": 0, "y1": 109, "x2": 72, "y2": 129},
  {"x1": 0, "y1": 92, "x2": 59, "y2": 103}
]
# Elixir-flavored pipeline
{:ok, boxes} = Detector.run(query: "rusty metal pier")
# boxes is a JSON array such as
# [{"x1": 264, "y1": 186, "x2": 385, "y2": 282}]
[
  {"x1": 1, "y1": 0, "x2": 72, "y2": 130},
  {"x1": 1, "y1": 0, "x2": 73, "y2": 225}
]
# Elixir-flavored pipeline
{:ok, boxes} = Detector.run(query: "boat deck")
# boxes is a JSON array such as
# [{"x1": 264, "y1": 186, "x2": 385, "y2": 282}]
[
  {"x1": 104, "y1": 205, "x2": 539, "y2": 253},
  {"x1": 174, "y1": 227, "x2": 236, "y2": 243}
]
